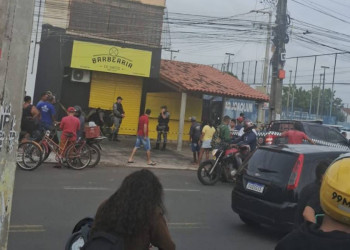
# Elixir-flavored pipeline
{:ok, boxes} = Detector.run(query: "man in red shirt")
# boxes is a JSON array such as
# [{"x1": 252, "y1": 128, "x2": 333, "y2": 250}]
[
  {"x1": 128, "y1": 109, "x2": 156, "y2": 165},
  {"x1": 59, "y1": 107, "x2": 80, "y2": 153},
  {"x1": 281, "y1": 123, "x2": 315, "y2": 144}
]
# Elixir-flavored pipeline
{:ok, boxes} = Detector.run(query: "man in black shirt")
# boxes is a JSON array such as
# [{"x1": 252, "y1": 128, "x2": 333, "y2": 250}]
[
  {"x1": 189, "y1": 117, "x2": 201, "y2": 164},
  {"x1": 276, "y1": 154, "x2": 350, "y2": 250},
  {"x1": 295, "y1": 159, "x2": 331, "y2": 227},
  {"x1": 155, "y1": 106, "x2": 170, "y2": 150}
]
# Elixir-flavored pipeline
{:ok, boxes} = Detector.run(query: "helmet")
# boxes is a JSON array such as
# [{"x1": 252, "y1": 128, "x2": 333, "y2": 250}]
[
  {"x1": 320, "y1": 153, "x2": 350, "y2": 225},
  {"x1": 243, "y1": 120, "x2": 254, "y2": 129},
  {"x1": 74, "y1": 105, "x2": 82, "y2": 116}
]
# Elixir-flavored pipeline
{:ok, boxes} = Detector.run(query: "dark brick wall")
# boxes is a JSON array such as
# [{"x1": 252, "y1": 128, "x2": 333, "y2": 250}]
[{"x1": 68, "y1": 0, "x2": 164, "y2": 47}]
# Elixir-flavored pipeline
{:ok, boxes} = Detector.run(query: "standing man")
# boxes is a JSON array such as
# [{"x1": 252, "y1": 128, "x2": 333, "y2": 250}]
[
  {"x1": 280, "y1": 123, "x2": 315, "y2": 144},
  {"x1": 60, "y1": 107, "x2": 80, "y2": 153},
  {"x1": 189, "y1": 117, "x2": 201, "y2": 164},
  {"x1": 155, "y1": 105, "x2": 170, "y2": 150},
  {"x1": 37, "y1": 94, "x2": 56, "y2": 131},
  {"x1": 128, "y1": 109, "x2": 156, "y2": 166},
  {"x1": 111, "y1": 96, "x2": 125, "y2": 141},
  {"x1": 229, "y1": 119, "x2": 236, "y2": 138}
]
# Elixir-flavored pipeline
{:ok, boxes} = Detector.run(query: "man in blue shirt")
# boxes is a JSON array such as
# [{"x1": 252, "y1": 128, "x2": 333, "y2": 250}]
[{"x1": 37, "y1": 95, "x2": 56, "y2": 130}]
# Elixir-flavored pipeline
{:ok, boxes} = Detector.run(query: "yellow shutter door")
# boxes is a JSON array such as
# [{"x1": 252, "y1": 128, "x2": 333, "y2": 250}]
[
  {"x1": 145, "y1": 92, "x2": 203, "y2": 141},
  {"x1": 89, "y1": 71, "x2": 143, "y2": 135}
]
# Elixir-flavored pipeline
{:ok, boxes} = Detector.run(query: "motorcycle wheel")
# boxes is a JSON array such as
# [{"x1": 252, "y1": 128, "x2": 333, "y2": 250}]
[
  {"x1": 88, "y1": 144, "x2": 101, "y2": 168},
  {"x1": 197, "y1": 160, "x2": 220, "y2": 185}
]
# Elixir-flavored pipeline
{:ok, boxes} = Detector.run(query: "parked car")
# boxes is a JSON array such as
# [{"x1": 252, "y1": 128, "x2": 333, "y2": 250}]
[
  {"x1": 231, "y1": 144, "x2": 349, "y2": 231},
  {"x1": 263, "y1": 120, "x2": 349, "y2": 147}
]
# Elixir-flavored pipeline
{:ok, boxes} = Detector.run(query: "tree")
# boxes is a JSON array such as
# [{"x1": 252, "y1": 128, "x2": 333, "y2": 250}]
[{"x1": 282, "y1": 85, "x2": 345, "y2": 122}]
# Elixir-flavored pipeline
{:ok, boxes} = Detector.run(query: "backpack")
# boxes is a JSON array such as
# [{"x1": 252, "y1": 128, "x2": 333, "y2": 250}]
[
  {"x1": 211, "y1": 125, "x2": 222, "y2": 148},
  {"x1": 65, "y1": 217, "x2": 124, "y2": 250}
]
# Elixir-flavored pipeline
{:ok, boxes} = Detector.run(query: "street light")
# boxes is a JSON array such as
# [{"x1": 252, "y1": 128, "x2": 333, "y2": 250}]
[
  {"x1": 316, "y1": 73, "x2": 323, "y2": 119},
  {"x1": 321, "y1": 66, "x2": 329, "y2": 117},
  {"x1": 286, "y1": 70, "x2": 292, "y2": 118}
]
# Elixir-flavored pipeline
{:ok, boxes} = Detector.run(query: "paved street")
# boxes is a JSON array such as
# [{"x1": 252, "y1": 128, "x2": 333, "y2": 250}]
[{"x1": 8, "y1": 165, "x2": 284, "y2": 250}]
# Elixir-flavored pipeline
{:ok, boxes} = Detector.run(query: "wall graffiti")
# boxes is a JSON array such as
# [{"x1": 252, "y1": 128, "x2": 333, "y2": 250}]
[{"x1": 0, "y1": 104, "x2": 17, "y2": 153}]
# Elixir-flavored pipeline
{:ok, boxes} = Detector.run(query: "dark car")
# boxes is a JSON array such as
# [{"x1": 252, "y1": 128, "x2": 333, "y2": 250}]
[
  {"x1": 263, "y1": 120, "x2": 350, "y2": 147},
  {"x1": 231, "y1": 144, "x2": 349, "y2": 231}
]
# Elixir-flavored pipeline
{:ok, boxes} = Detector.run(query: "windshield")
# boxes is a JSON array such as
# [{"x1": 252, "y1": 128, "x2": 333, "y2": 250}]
[{"x1": 246, "y1": 149, "x2": 298, "y2": 187}]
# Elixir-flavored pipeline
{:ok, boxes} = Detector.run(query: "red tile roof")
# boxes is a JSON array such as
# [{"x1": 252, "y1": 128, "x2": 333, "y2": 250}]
[
  {"x1": 342, "y1": 108, "x2": 350, "y2": 115},
  {"x1": 160, "y1": 60, "x2": 269, "y2": 102}
]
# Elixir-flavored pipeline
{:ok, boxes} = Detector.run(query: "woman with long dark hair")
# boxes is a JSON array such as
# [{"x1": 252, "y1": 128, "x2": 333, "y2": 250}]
[{"x1": 91, "y1": 169, "x2": 175, "y2": 250}]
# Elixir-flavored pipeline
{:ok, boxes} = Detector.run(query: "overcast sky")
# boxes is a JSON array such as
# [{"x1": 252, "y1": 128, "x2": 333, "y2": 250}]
[{"x1": 163, "y1": 0, "x2": 350, "y2": 105}]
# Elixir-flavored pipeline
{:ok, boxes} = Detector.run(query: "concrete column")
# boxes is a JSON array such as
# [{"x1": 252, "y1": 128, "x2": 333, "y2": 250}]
[
  {"x1": 177, "y1": 92, "x2": 187, "y2": 151},
  {"x1": 0, "y1": 0, "x2": 36, "y2": 248},
  {"x1": 257, "y1": 102, "x2": 265, "y2": 125}
]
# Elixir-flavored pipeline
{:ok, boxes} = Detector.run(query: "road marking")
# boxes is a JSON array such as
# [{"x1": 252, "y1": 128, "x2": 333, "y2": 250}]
[
  {"x1": 164, "y1": 188, "x2": 200, "y2": 192},
  {"x1": 63, "y1": 187, "x2": 200, "y2": 192},
  {"x1": 63, "y1": 186, "x2": 110, "y2": 191},
  {"x1": 10, "y1": 225, "x2": 45, "y2": 233}
]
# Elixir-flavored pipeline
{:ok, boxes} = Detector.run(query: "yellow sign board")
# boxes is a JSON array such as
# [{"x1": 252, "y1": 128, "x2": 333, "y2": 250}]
[{"x1": 71, "y1": 41, "x2": 152, "y2": 77}]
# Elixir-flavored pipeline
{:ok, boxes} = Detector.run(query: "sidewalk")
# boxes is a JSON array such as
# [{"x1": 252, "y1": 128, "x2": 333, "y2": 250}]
[{"x1": 99, "y1": 136, "x2": 198, "y2": 171}]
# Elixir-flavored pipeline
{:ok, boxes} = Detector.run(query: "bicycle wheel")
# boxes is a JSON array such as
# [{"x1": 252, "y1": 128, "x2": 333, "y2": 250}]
[
  {"x1": 65, "y1": 143, "x2": 91, "y2": 170},
  {"x1": 16, "y1": 142, "x2": 42, "y2": 170},
  {"x1": 88, "y1": 144, "x2": 101, "y2": 168},
  {"x1": 39, "y1": 141, "x2": 51, "y2": 162}
]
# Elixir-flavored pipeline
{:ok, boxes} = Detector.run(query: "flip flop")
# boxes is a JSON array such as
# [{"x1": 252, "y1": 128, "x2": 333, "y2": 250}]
[
  {"x1": 147, "y1": 162, "x2": 157, "y2": 166},
  {"x1": 127, "y1": 161, "x2": 134, "y2": 164}
]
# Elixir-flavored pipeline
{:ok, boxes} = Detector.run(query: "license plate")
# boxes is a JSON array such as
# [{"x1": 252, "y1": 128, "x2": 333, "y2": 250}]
[{"x1": 246, "y1": 182, "x2": 264, "y2": 193}]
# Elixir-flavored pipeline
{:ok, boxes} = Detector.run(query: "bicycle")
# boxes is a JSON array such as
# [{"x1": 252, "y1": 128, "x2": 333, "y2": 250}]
[
  {"x1": 40, "y1": 130, "x2": 91, "y2": 170},
  {"x1": 16, "y1": 141, "x2": 43, "y2": 171}
]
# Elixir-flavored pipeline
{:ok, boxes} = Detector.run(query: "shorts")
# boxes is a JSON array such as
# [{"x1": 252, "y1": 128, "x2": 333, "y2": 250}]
[
  {"x1": 201, "y1": 140, "x2": 212, "y2": 149},
  {"x1": 191, "y1": 142, "x2": 200, "y2": 152},
  {"x1": 135, "y1": 135, "x2": 151, "y2": 151}
]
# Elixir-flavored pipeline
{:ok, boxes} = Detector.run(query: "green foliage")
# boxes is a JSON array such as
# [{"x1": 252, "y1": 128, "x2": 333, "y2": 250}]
[{"x1": 282, "y1": 85, "x2": 345, "y2": 122}]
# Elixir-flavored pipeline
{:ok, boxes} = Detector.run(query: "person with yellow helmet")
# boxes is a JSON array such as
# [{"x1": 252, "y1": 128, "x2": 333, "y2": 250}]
[{"x1": 276, "y1": 153, "x2": 350, "y2": 250}]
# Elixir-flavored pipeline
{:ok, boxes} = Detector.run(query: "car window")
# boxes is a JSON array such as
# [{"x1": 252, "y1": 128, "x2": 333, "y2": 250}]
[
  {"x1": 270, "y1": 122, "x2": 294, "y2": 132},
  {"x1": 303, "y1": 124, "x2": 325, "y2": 141},
  {"x1": 246, "y1": 149, "x2": 298, "y2": 187},
  {"x1": 304, "y1": 124, "x2": 348, "y2": 145},
  {"x1": 325, "y1": 128, "x2": 348, "y2": 144}
]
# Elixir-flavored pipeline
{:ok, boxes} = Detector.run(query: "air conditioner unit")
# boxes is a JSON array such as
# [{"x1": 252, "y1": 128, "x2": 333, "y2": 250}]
[{"x1": 71, "y1": 69, "x2": 91, "y2": 83}]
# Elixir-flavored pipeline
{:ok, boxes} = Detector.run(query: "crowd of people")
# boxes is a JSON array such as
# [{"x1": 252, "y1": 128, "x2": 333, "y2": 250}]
[{"x1": 189, "y1": 113, "x2": 258, "y2": 165}]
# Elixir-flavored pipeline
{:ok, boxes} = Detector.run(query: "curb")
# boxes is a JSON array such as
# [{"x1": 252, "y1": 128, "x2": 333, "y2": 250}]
[{"x1": 100, "y1": 161, "x2": 198, "y2": 171}]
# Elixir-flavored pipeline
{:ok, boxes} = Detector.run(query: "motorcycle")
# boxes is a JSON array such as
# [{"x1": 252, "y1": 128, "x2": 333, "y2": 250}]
[
  {"x1": 197, "y1": 145, "x2": 250, "y2": 185},
  {"x1": 85, "y1": 136, "x2": 106, "y2": 167}
]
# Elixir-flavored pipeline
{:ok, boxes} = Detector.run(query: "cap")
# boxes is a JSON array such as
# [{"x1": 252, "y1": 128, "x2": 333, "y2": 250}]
[
  {"x1": 67, "y1": 107, "x2": 76, "y2": 113},
  {"x1": 117, "y1": 96, "x2": 123, "y2": 100},
  {"x1": 190, "y1": 116, "x2": 196, "y2": 122}
]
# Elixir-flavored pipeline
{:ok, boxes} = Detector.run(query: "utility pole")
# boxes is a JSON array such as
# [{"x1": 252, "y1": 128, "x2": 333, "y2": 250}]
[
  {"x1": 316, "y1": 73, "x2": 323, "y2": 119},
  {"x1": 269, "y1": 0, "x2": 288, "y2": 122},
  {"x1": 321, "y1": 66, "x2": 329, "y2": 117},
  {"x1": 286, "y1": 70, "x2": 292, "y2": 118},
  {"x1": 225, "y1": 53, "x2": 235, "y2": 72},
  {"x1": 0, "y1": 0, "x2": 36, "y2": 248},
  {"x1": 251, "y1": 9, "x2": 272, "y2": 124},
  {"x1": 330, "y1": 54, "x2": 338, "y2": 117}
]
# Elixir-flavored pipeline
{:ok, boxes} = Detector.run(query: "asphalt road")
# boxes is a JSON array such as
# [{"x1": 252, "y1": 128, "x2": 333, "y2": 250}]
[{"x1": 8, "y1": 164, "x2": 284, "y2": 250}]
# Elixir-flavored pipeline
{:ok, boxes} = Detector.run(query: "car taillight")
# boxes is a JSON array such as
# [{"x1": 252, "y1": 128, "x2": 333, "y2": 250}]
[
  {"x1": 287, "y1": 154, "x2": 304, "y2": 190},
  {"x1": 265, "y1": 135, "x2": 274, "y2": 145}
]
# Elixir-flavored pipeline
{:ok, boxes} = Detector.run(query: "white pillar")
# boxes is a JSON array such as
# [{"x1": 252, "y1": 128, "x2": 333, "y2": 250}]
[{"x1": 177, "y1": 92, "x2": 187, "y2": 151}]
